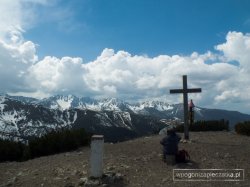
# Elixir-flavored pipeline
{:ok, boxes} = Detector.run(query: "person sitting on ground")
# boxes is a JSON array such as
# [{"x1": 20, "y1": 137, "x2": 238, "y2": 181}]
[{"x1": 160, "y1": 128, "x2": 181, "y2": 163}]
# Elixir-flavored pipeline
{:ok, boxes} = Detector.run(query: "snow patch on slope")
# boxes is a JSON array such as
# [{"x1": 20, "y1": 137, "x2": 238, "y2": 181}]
[
  {"x1": 0, "y1": 97, "x2": 6, "y2": 112},
  {"x1": 85, "y1": 103, "x2": 101, "y2": 111},
  {"x1": 73, "y1": 112, "x2": 77, "y2": 123},
  {"x1": 194, "y1": 107, "x2": 204, "y2": 117},
  {"x1": 56, "y1": 97, "x2": 73, "y2": 110},
  {"x1": 128, "y1": 101, "x2": 173, "y2": 113}
]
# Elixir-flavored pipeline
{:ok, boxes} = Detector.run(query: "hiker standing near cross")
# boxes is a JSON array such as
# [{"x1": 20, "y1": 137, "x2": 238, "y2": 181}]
[{"x1": 170, "y1": 75, "x2": 202, "y2": 140}]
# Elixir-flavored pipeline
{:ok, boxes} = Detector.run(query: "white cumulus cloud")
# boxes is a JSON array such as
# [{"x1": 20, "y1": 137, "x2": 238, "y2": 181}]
[
  {"x1": 28, "y1": 56, "x2": 86, "y2": 95},
  {"x1": 24, "y1": 31, "x2": 250, "y2": 113},
  {"x1": 216, "y1": 31, "x2": 250, "y2": 71},
  {"x1": 0, "y1": 31, "x2": 37, "y2": 92},
  {"x1": 1, "y1": 30, "x2": 250, "y2": 114}
]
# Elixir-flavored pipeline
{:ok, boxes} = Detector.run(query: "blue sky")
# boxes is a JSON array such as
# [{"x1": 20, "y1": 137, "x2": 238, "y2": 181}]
[
  {"x1": 1, "y1": 0, "x2": 250, "y2": 114},
  {"x1": 25, "y1": 0, "x2": 250, "y2": 61}
]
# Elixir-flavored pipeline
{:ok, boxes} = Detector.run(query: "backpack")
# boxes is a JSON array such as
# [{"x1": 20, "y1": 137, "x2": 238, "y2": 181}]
[{"x1": 175, "y1": 149, "x2": 190, "y2": 163}]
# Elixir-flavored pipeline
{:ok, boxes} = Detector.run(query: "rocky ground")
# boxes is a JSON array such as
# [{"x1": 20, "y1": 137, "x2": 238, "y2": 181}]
[{"x1": 0, "y1": 131, "x2": 250, "y2": 187}]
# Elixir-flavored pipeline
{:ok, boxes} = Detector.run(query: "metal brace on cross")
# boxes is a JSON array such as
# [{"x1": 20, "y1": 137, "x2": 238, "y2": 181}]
[{"x1": 170, "y1": 75, "x2": 202, "y2": 140}]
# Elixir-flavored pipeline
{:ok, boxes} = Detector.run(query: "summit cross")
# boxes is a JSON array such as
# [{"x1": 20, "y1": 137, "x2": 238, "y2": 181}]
[{"x1": 170, "y1": 75, "x2": 202, "y2": 140}]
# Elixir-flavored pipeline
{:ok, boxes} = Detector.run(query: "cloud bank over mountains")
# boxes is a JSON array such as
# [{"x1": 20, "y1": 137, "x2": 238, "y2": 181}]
[{"x1": 1, "y1": 1, "x2": 250, "y2": 113}]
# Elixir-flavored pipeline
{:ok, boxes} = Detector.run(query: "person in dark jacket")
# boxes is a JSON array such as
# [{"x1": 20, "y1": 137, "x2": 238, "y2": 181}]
[{"x1": 160, "y1": 128, "x2": 181, "y2": 162}]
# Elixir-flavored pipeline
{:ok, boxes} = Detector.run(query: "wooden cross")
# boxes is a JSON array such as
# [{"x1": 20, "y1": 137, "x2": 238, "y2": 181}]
[{"x1": 170, "y1": 75, "x2": 202, "y2": 140}]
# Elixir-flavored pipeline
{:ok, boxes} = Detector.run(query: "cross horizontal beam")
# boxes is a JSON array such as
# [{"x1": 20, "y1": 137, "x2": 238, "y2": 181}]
[{"x1": 170, "y1": 88, "x2": 202, "y2": 94}]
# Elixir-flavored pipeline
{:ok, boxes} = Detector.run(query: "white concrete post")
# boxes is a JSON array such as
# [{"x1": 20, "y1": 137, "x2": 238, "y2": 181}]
[{"x1": 90, "y1": 135, "x2": 104, "y2": 178}]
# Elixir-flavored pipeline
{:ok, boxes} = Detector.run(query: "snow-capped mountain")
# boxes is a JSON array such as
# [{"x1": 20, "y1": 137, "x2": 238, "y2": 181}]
[
  {"x1": 1, "y1": 94, "x2": 250, "y2": 142},
  {"x1": 0, "y1": 95, "x2": 78, "y2": 141},
  {"x1": 35, "y1": 95, "x2": 178, "y2": 115},
  {"x1": 36, "y1": 95, "x2": 129, "y2": 112},
  {"x1": 36, "y1": 95, "x2": 95, "y2": 110},
  {"x1": 129, "y1": 100, "x2": 174, "y2": 112},
  {"x1": 3, "y1": 94, "x2": 39, "y2": 104},
  {"x1": 0, "y1": 95, "x2": 165, "y2": 142}
]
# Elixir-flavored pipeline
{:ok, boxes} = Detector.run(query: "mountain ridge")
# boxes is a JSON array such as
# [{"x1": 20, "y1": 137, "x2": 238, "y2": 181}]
[{"x1": 1, "y1": 94, "x2": 250, "y2": 142}]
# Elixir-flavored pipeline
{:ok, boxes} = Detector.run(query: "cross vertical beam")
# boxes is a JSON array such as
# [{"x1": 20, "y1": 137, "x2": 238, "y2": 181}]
[
  {"x1": 170, "y1": 75, "x2": 202, "y2": 140},
  {"x1": 183, "y1": 75, "x2": 189, "y2": 140}
]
